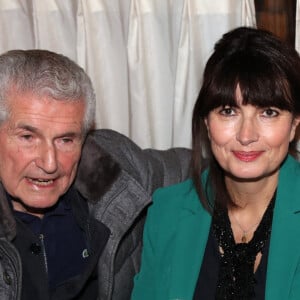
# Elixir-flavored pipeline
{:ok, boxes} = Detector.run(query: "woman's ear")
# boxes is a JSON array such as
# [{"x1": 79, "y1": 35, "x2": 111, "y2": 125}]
[
  {"x1": 204, "y1": 117, "x2": 208, "y2": 127},
  {"x1": 204, "y1": 117, "x2": 210, "y2": 139},
  {"x1": 290, "y1": 117, "x2": 300, "y2": 142}
]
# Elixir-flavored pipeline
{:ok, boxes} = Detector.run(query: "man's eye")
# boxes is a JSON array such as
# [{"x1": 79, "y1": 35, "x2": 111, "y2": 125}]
[
  {"x1": 61, "y1": 138, "x2": 73, "y2": 143},
  {"x1": 21, "y1": 134, "x2": 33, "y2": 140},
  {"x1": 56, "y1": 137, "x2": 81, "y2": 152}
]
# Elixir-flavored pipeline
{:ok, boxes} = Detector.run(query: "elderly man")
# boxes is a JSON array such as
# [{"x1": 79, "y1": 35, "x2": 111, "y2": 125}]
[{"x1": 0, "y1": 49, "x2": 190, "y2": 300}]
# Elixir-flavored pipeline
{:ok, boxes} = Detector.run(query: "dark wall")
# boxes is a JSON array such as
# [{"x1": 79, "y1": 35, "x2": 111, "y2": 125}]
[{"x1": 254, "y1": 0, "x2": 296, "y2": 46}]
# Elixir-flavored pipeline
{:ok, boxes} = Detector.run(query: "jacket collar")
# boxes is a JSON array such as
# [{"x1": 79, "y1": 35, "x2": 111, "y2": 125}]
[
  {"x1": 168, "y1": 202, "x2": 211, "y2": 299},
  {"x1": 74, "y1": 132, "x2": 121, "y2": 202},
  {"x1": 158, "y1": 180, "x2": 212, "y2": 299},
  {"x1": 75, "y1": 132, "x2": 151, "y2": 235},
  {"x1": 265, "y1": 155, "x2": 300, "y2": 299},
  {"x1": 0, "y1": 183, "x2": 16, "y2": 240}
]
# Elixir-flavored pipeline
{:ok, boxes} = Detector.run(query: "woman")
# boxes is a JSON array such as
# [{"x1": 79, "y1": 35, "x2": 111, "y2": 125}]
[{"x1": 131, "y1": 27, "x2": 300, "y2": 300}]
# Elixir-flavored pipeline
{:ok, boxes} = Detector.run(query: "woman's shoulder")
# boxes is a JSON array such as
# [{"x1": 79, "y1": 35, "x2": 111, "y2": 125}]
[
  {"x1": 154, "y1": 178, "x2": 195, "y2": 196},
  {"x1": 281, "y1": 154, "x2": 300, "y2": 177},
  {"x1": 152, "y1": 179, "x2": 199, "y2": 210},
  {"x1": 146, "y1": 179, "x2": 202, "y2": 235}
]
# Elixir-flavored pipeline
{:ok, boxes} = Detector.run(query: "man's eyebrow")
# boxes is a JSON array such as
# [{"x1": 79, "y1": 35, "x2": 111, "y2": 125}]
[
  {"x1": 57, "y1": 132, "x2": 83, "y2": 139},
  {"x1": 17, "y1": 124, "x2": 39, "y2": 133},
  {"x1": 16, "y1": 124, "x2": 83, "y2": 139}
]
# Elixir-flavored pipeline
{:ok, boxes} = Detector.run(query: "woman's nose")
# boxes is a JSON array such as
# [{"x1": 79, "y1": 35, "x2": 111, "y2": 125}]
[{"x1": 236, "y1": 118, "x2": 259, "y2": 145}]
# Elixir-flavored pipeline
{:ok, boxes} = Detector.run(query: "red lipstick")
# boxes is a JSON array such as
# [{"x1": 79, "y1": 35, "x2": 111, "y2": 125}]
[{"x1": 233, "y1": 151, "x2": 263, "y2": 162}]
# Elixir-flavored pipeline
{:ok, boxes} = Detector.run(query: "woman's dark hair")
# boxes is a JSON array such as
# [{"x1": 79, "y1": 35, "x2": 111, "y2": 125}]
[{"x1": 192, "y1": 26, "x2": 300, "y2": 212}]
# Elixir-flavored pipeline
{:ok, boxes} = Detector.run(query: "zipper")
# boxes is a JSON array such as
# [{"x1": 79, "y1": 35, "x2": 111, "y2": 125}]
[{"x1": 39, "y1": 234, "x2": 48, "y2": 274}]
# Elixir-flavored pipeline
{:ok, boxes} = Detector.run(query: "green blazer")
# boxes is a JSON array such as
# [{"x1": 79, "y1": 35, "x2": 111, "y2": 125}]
[{"x1": 131, "y1": 155, "x2": 300, "y2": 300}]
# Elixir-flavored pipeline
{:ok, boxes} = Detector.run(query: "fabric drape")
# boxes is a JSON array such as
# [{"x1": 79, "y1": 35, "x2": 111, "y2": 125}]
[
  {"x1": 296, "y1": 0, "x2": 300, "y2": 52},
  {"x1": 0, "y1": 0, "x2": 256, "y2": 148}
]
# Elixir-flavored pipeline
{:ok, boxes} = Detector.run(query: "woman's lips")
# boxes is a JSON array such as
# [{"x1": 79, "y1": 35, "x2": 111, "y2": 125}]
[{"x1": 232, "y1": 151, "x2": 264, "y2": 162}]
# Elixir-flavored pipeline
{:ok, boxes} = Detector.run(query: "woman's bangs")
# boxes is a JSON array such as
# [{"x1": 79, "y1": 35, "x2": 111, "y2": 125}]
[
  {"x1": 205, "y1": 69, "x2": 239, "y2": 112},
  {"x1": 238, "y1": 69, "x2": 293, "y2": 111}
]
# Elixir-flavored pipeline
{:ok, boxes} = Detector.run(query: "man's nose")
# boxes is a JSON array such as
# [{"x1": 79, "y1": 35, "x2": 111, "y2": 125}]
[
  {"x1": 236, "y1": 118, "x2": 259, "y2": 145},
  {"x1": 34, "y1": 142, "x2": 58, "y2": 173}
]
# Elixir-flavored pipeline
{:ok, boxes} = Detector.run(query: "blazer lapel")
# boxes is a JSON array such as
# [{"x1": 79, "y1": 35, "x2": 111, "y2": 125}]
[
  {"x1": 265, "y1": 156, "x2": 300, "y2": 300},
  {"x1": 167, "y1": 198, "x2": 211, "y2": 300}
]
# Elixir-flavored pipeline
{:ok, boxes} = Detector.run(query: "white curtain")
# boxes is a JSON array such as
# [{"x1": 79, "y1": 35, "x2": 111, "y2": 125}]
[
  {"x1": 296, "y1": 0, "x2": 300, "y2": 52},
  {"x1": 0, "y1": 0, "x2": 256, "y2": 148}
]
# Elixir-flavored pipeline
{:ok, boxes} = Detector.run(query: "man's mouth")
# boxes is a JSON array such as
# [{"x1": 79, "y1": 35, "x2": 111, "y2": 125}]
[{"x1": 27, "y1": 178, "x2": 54, "y2": 186}]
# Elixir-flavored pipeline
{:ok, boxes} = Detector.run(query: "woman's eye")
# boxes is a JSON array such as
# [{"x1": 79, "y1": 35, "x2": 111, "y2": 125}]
[
  {"x1": 262, "y1": 108, "x2": 279, "y2": 117},
  {"x1": 219, "y1": 106, "x2": 235, "y2": 116}
]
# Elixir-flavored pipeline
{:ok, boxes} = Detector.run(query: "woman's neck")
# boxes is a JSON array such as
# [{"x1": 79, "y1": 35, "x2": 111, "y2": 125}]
[
  {"x1": 225, "y1": 170, "x2": 277, "y2": 245},
  {"x1": 225, "y1": 170, "x2": 278, "y2": 210}
]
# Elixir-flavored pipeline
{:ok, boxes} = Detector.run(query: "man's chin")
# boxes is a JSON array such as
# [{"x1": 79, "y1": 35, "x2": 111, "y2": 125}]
[{"x1": 11, "y1": 197, "x2": 60, "y2": 217}]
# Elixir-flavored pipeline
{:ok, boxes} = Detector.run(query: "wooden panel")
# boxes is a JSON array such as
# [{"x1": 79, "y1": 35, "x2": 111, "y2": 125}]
[{"x1": 254, "y1": 0, "x2": 296, "y2": 46}]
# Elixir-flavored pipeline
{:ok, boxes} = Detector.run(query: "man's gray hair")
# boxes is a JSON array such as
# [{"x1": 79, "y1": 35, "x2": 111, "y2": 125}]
[{"x1": 0, "y1": 49, "x2": 96, "y2": 134}]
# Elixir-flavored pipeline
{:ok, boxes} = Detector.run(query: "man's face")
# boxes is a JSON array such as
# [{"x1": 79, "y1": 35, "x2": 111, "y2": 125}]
[{"x1": 0, "y1": 92, "x2": 86, "y2": 217}]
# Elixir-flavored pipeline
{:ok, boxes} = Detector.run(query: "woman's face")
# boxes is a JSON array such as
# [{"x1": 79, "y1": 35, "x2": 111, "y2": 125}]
[{"x1": 205, "y1": 86, "x2": 300, "y2": 181}]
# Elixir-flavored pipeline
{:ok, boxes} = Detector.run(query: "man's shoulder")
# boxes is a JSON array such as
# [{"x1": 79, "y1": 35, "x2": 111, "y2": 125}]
[
  {"x1": 87, "y1": 129, "x2": 145, "y2": 173},
  {"x1": 90, "y1": 128, "x2": 128, "y2": 142},
  {"x1": 89, "y1": 129, "x2": 138, "y2": 153}
]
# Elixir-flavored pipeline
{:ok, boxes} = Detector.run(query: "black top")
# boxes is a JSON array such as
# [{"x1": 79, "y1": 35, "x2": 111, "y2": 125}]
[
  {"x1": 12, "y1": 189, "x2": 88, "y2": 289},
  {"x1": 193, "y1": 225, "x2": 270, "y2": 300},
  {"x1": 9, "y1": 187, "x2": 110, "y2": 300}
]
